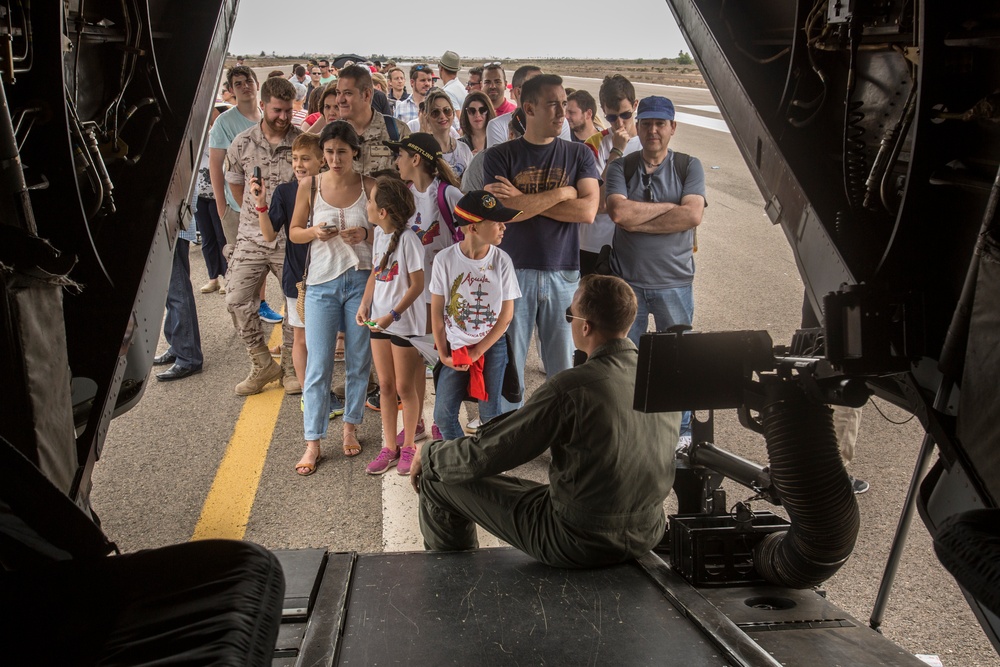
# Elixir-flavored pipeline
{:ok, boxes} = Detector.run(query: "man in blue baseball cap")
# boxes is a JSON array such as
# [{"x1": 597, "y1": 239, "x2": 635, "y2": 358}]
[{"x1": 604, "y1": 95, "x2": 707, "y2": 450}]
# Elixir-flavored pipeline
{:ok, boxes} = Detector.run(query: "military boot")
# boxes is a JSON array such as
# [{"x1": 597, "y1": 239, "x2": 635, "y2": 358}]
[
  {"x1": 235, "y1": 345, "x2": 282, "y2": 395},
  {"x1": 281, "y1": 347, "x2": 301, "y2": 395}
]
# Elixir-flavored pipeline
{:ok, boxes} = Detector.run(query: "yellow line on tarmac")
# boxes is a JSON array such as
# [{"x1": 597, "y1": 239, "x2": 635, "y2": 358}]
[{"x1": 191, "y1": 322, "x2": 285, "y2": 541}]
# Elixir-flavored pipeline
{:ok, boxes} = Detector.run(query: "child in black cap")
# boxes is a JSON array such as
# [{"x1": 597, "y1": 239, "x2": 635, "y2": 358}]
[
  {"x1": 428, "y1": 190, "x2": 523, "y2": 439},
  {"x1": 384, "y1": 132, "x2": 464, "y2": 442}
]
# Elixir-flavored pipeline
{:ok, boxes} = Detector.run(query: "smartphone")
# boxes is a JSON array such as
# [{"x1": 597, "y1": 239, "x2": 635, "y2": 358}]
[{"x1": 252, "y1": 166, "x2": 261, "y2": 181}]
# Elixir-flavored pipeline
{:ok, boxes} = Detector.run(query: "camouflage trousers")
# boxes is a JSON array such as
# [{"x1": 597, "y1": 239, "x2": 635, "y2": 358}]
[{"x1": 225, "y1": 238, "x2": 292, "y2": 353}]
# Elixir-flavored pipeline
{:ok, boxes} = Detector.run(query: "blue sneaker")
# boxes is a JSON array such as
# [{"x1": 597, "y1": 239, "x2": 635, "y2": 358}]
[
  {"x1": 328, "y1": 393, "x2": 345, "y2": 419},
  {"x1": 259, "y1": 300, "x2": 283, "y2": 324},
  {"x1": 300, "y1": 393, "x2": 345, "y2": 419}
]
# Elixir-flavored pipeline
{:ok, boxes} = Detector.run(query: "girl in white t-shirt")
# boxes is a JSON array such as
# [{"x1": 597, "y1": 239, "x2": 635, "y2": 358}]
[
  {"x1": 357, "y1": 176, "x2": 427, "y2": 476},
  {"x1": 429, "y1": 190, "x2": 522, "y2": 439},
  {"x1": 389, "y1": 132, "x2": 463, "y2": 441}
]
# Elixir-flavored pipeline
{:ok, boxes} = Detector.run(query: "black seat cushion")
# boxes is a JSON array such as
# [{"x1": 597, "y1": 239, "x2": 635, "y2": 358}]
[{"x1": 1, "y1": 539, "x2": 284, "y2": 666}]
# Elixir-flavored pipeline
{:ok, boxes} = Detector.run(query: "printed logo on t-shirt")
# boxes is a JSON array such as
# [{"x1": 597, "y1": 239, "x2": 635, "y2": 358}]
[
  {"x1": 446, "y1": 273, "x2": 497, "y2": 333},
  {"x1": 411, "y1": 213, "x2": 441, "y2": 246},
  {"x1": 513, "y1": 166, "x2": 568, "y2": 194},
  {"x1": 375, "y1": 260, "x2": 399, "y2": 283}
]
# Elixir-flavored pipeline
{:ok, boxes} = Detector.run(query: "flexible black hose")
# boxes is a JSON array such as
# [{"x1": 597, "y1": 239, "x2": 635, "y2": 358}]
[{"x1": 754, "y1": 379, "x2": 860, "y2": 588}]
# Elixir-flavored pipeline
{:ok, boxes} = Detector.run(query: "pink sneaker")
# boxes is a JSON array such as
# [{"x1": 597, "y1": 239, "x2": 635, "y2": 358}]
[
  {"x1": 366, "y1": 447, "x2": 399, "y2": 475},
  {"x1": 395, "y1": 418, "x2": 427, "y2": 446},
  {"x1": 431, "y1": 424, "x2": 443, "y2": 440},
  {"x1": 397, "y1": 446, "x2": 416, "y2": 475}
]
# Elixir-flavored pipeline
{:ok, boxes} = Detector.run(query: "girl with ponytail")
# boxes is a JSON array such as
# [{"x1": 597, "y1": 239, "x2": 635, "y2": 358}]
[
  {"x1": 357, "y1": 176, "x2": 427, "y2": 476},
  {"x1": 386, "y1": 132, "x2": 464, "y2": 441}
]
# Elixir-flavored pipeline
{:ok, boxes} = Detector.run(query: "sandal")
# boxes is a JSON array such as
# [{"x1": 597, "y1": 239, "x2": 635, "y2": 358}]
[
  {"x1": 295, "y1": 444, "x2": 323, "y2": 476},
  {"x1": 342, "y1": 431, "x2": 362, "y2": 457}
]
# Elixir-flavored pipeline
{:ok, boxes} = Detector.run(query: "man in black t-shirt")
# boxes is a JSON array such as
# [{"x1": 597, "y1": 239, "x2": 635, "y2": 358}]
[{"x1": 482, "y1": 74, "x2": 600, "y2": 410}]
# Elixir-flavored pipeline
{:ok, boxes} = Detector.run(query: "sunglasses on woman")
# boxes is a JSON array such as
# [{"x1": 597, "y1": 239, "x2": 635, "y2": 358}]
[
  {"x1": 605, "y1": 110, "x2": 634, "y2": 123},
  {"x1": 466, "y1": 106, "x2": 488, "y2": 116},
  {"x1": 430, "y1": 107, "x2": 454, "y2": 118}
]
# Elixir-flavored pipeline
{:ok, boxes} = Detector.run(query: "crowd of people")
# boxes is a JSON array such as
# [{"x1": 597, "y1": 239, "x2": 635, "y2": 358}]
[{"x1": 154, "y1": 49, "x2": 862, "y2": 568}]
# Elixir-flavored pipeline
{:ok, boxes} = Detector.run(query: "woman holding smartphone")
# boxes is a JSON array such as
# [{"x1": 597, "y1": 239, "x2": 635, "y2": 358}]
[{"x1": 287, "y1": 121, "x2": 375, "y2": 474}]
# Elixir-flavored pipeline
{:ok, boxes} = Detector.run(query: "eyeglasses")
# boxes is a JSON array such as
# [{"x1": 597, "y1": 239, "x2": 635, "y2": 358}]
[
  {"x1": 640, "y1": 172, "x2": 654, "y2": 202},
  {"x1": 483, "y1": 61, "x2": 503, "y2": 68},
  {"x1": 466, "y1": 106, "x2": 488, "y2": 116},
  {"x1": 310, "y1": 71, "x2": 320, "y2": 76},
  {"x1": 320, "y1": 65, "x2": 329, "y2": 70},
  {"x1": 565, "y1": 306, "x2": 588, "y2": 324},
  {"x1": 413, "y1": 64, "x2": 431, "y2": 72},
  {"x1": 430, "y1": 107, "x2": 454, "y2": 118},
  {"x1": 605, "y1": 110, "x2": 634, "y2": 123}
]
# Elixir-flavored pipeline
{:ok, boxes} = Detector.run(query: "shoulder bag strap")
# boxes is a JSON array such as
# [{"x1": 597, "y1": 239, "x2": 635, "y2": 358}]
[{"x1": 302, "y1": 176, "x2": 316, "y2": 278}]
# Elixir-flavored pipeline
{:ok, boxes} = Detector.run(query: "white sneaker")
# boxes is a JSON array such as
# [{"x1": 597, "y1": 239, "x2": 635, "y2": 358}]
[
  {"x1": 676, "y1": 435, "x2": 692, "y2": 452},
  {"x1": 463, "y1": 418, "x2": 481, "y2": 435}
]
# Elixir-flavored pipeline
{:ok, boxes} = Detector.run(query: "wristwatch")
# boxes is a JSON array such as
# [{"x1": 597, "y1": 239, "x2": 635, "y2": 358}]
[{"x1": 389, "y1": 309, "x2": 401, "y2": 322}]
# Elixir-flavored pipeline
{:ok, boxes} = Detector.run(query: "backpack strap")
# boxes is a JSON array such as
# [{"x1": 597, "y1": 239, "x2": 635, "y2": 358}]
[
  {"x1": 302, "y1": 176, "x2": 316, "y2": 279},
  {"x1": 384, "y1": 114, "x2": 399, "y2": 142},
  {"x1": 436, "y1": 183, "x2": 463, "y2": 243},
  {"x1": 623, "y1": 151, "x2": 643, "y2": 185},
  {"x1": 626, "y1": 150, "x2": 691, "y2": 190}
]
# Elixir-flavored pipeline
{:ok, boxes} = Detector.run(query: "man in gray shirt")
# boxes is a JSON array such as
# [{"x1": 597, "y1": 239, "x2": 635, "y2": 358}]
[{"x1": 606, "y1": 95, "x2": 706, "y2": 446}]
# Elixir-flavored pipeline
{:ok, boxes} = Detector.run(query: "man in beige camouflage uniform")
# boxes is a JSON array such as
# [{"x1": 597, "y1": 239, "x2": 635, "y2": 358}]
[
  {"x1": 225, "y1": 76, "x2": 302, "y2": 395},
  {"x1": 335, "y1": 64, "x2": 410, "y2": 175}
]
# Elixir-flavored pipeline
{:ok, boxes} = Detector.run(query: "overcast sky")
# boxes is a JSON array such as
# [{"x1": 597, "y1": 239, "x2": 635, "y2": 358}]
[{"x1": 229, "y1": 0, "x2": 692, "y2": 60}]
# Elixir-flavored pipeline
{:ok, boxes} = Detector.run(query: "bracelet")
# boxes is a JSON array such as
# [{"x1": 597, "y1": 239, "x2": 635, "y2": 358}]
[
  {"x1": 255, "y1": 205, "x2": 268, "y2": 213},
  {"x1": 362, "y1": 227, "x2": 369, "y2": 240},
  {"x1": 609, "y1": 147, "x2": 624, "y2": 158},
  {"x1": 389, "y1": 309, "x2": 401, "y2": 322}
]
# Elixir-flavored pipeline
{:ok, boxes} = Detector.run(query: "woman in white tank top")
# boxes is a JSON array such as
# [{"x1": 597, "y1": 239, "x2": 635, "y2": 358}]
[{"x1": 288, "y1": 121, "x2": 375, "y2": 474}]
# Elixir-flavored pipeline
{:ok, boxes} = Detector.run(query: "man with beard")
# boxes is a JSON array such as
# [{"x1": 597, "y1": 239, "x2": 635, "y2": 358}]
[
  {"x1": 566, "y1": 89, "x2": 599, "y2": 143},
  {"x1": 482, "y1": 62, "x2": 516, "y2": 119},
  {"x1": 224, "y1": 76, "x2": 301, "y2": 395},
  {"x1": 486, "y1": 65, "x2": 571, "y2": 148},
  {"x1": 393, "y1": 63, "x2": 434, "y2": 124}
]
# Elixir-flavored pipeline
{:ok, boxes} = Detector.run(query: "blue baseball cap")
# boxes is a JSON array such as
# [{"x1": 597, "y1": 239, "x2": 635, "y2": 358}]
[{"x1": 636, "y1": 96, "x2": 675, "y2": 121}]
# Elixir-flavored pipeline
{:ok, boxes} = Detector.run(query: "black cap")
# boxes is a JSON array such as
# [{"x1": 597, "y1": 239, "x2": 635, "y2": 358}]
[
  {"x1": 454, "y1": 190, "x2": 523, "y2": 226},
  {"x1": 383, "y1": 132, "x2": 441, "y2": 164}
]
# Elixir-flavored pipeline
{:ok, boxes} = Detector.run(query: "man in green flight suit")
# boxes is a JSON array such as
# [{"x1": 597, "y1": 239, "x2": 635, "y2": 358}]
[{"x1": 410, "y1": 274, "x2": 680, "y2": 568}]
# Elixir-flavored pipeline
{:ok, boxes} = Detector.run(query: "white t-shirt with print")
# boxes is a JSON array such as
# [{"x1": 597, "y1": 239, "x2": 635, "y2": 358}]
[
  {"x1": 429, "y1": 243, "x2": 521, "y2": 350},
  {"x1": 409, "y1": 178, "x2": 463, "y2": 276},
  {"x1": 443, "y1": 139, "x2": 474, "y2": 179},
  {"x1": 371, "y1": 226, "x2": 427, "y2": 337},
  {"x1": 581, "y1": 131, "x2": 642, "y2": 253}
]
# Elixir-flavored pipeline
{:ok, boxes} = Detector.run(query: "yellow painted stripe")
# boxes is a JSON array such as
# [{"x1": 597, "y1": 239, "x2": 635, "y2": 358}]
[{"x1": 191, "y1": 322, "x2": 285, "y2": 541}]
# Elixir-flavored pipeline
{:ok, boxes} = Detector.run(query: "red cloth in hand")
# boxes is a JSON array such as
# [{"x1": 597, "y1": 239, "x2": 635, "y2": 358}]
[{"x1": 451, "y1": 346, "x2": 487, "y2": 401}]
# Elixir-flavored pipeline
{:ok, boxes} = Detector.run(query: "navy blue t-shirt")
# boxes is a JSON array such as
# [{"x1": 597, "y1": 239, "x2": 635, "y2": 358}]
[
  {"x1": 269, "y1": 181, "x2": 309, "y2": 299},
  {"x1": 482, "y1": 138, "x2": 600, "y2": 271}
]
